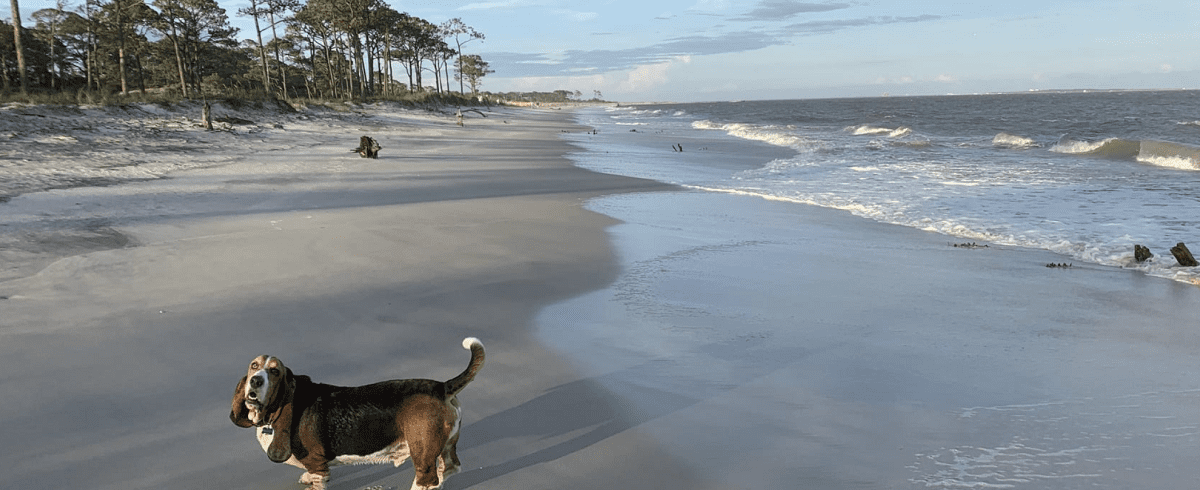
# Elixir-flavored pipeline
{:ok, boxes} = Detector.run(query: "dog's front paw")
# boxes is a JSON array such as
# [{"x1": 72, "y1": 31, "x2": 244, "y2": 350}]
[{"x1": 299, "y1": 472, "x2": 329, "y2": 485}]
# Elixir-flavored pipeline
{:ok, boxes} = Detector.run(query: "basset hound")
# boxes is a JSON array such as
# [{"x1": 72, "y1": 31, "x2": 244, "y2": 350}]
[{"x1": 230, "y1": 338, "x2": 485, "y2": 490}]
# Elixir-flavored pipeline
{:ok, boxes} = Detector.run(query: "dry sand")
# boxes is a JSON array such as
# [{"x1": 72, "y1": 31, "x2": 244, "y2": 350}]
[{"x1": 0, "y1": 105, "x2": 703, "y2": 489}]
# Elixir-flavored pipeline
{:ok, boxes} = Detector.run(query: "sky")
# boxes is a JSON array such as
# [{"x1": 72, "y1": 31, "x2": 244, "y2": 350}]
[{"x1": 18, "y1": 0, "x2": 1200, "y2": 101}]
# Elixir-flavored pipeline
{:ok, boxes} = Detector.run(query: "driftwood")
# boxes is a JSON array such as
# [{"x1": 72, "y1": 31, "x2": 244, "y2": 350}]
[
  {"x1": 1170, "y1": 242, "x2": 1198, "y2": 267},
  {"x1": 352, "y1": 135, "x2": 381, "y2": 158},
  {"x1": 1134, "y1": 244, "x2": 1153, "y2": 263},
  {"x1": 215, "y1": 116, "x2": 255, "y2": 125},
  {"x1": 455, "y1": 108, "x2": 487, "y2": 126}
]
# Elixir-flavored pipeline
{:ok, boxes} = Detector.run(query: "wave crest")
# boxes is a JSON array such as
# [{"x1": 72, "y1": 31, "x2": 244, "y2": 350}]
[
  {"x1": 992, "y1": 132, "x2": 1038, "y2": 149},
  {"x1": 1050, "y1": 137, "x2": 1141, "y2": 159},
  {"x1": 692, "y1": 120, "x2": 807, "y2": 149},
  {"x1": 1137, "y1": 140, "x2": 1200, "y2": 170},
  {"x1": 1051, "y1": 138, "x2": 1200, "y2": 170},
  {"x1": 848, "y1": 125, "x2": 912, "y2": 137}
]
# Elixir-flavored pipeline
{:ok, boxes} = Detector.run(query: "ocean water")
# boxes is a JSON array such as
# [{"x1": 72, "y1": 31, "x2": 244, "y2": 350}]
[
  {"x1": 565, "y1": 90, "x2": 1200, "y2": 284},
  {"x1": 550, "y1": 92, "x2": 1200, "y2": 488}
]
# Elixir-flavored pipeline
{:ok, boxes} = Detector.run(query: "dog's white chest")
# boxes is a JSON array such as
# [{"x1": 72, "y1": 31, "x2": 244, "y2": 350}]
[
  {"x1": 255, "y1": 426, "x2": 274, "y2": 453},
  {"x1": 255, "y1": 426, "x2": 303, "y2": 468}
]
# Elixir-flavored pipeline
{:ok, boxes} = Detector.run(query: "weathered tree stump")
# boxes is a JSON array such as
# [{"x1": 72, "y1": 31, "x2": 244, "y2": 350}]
[
  {"x1": 352, "y1": 135, "x2": 381, "y2": 158},
  {"x1": 202, "y1": 101, "x2": 213, "y2": 131},
  {"x1": 1170, "y1": 242, "x2": 1198, "y2": 267},
  {"x1": 1134, "y1": 244, "x2": 1153, "y2": 263}
]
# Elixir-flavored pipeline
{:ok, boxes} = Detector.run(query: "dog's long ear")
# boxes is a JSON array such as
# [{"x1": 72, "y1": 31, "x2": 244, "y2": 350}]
[
  {"x1": 265, "y1": 369, "x2": 296, "y2": 463},
  {"x1": 230, "y1": 375, "x2": 254, "y2": 428}
]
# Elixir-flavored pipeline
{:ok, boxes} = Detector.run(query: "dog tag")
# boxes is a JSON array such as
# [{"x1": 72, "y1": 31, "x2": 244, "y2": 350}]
[{"x1": 262, "y1": 426, "x2": 274, "y2": 435}]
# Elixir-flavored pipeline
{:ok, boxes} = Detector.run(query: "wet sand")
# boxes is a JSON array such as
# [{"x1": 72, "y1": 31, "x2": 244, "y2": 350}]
[{"x1": 539, "y1": 189, "x2": 1200, "y2": 489}]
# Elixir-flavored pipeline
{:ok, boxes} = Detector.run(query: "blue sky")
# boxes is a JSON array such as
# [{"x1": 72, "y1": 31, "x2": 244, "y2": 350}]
[
  {"x1": 397, "y1": 0, "x2": 1200, "y2": 101},
  {"x1": 20, "y1": 0, "x2": 1200, "y2": 101},
  {"x1": 410, "y1": 0, "x2": 1200, "y2": 101}
]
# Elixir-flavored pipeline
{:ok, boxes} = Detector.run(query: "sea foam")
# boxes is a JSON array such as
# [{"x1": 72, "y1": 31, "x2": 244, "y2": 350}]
[
  {"x1": 992, "y1": 132, "x2": 1039, "y2": 148},
  {"x1": 849, "y1": 125, "x2": 912, "y2": 137},
  {"x1": 692, "y1": 120, "x2": 809, "y2": 149},
  {"x1": 581, "y1": 92, "x2": 1200, "y2": 286}
]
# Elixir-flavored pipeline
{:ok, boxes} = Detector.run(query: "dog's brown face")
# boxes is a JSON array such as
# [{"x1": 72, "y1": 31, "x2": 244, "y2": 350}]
[{"x1": 231, "y1": 355, "x2": 290, "y2": 427}]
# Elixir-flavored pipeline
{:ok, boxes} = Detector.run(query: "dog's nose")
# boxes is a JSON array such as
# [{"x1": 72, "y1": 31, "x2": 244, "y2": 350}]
[
  {"x1": 248, "y1": 391, "x2": 258, "y2": 400},
  {"x1": 249, "y1": 376, "x2": 263, "y2": 388}
]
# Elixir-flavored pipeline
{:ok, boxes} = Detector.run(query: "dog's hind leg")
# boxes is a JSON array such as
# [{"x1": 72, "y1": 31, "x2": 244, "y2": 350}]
[
  {"x1": 407, "y1": 439, "x2": 445, "y2": 490},
  {"x1": 438, "y1": 431, "x2": 462, "y2": 480}
]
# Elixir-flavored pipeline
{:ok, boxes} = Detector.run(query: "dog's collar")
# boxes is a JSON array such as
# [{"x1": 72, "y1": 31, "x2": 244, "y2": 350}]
[{"x1": 260, "y1": 425, "x2": 274, "y2": 435}]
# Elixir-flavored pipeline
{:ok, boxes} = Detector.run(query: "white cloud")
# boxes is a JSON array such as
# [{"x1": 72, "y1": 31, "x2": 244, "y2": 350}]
[
  {"x1": 458, "y1": 0, "x2": 541, "y2": 11},
  {"x1": 934, "y1": 74, "x2": 956, "y2": 82},
  {"x1": 872, "y1": 76, "x2": 914, "y2": 85},
  {"x1": 688, "y1": 0, "x2": 731, "y2": 13},
  {"x1": 618, "y1": 56, "x2": 692, "y2": 92},
  {"x1": 497, "y1": 56, "x2": 692, "y2": 97},
  {"x1": 554, "y1": 9, "x2": 599, "y2": 22}
]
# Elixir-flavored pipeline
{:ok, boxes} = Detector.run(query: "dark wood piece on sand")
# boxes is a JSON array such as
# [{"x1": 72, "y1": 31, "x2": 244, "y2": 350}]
[
  {"x1": 202, "y1": 101, "x2": 213, "y2": 131},
  {"x1": 1170, "y1": 242, "x2": 1198, "y2": 267},
  {"x1": 353, "y1": 135, "x2": 381, "y2": 158},
  {"x1": 1134, "y1": 244, "x2": 1153, "y2": 263}
]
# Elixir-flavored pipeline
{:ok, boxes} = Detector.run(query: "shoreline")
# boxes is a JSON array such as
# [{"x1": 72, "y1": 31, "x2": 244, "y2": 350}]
[{"x1": 586, "y1": 96, "x2": 1200, "y2": 288}]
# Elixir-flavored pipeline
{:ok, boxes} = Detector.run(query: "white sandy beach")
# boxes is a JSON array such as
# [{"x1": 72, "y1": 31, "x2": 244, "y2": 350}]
[
  {"x1": 2, "y1": 101, "x2": 1198, "y2": 489},
  {"x1": 0, "y1": 103, "x2": 691, "y2": 489}
]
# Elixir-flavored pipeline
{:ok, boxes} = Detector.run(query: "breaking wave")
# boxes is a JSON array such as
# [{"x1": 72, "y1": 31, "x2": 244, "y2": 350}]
[
  {"x1": 692, "y1": 120, "x2": 808, "y2": 149},
  {"x1": 848, "y1": 125, "x2": 912, "y2": 137},
  {"x1": 1050, "y1": 137, "x2": 1142, "y2": 159},
  {"x1": 993, "y1": 132, "x2": 1039, "y2": 149},
  {"x1": 1052, "y1": 137, "x2": 1200, "y2": 170},
  {"x1": 1137, "y1": 140, "x2": 1200, "y2": 170}
]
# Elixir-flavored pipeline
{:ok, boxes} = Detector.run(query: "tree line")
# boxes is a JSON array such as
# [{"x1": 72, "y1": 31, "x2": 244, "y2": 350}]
[{"x1": 2, "y1": 0, "x2": 495, "y2": 100}]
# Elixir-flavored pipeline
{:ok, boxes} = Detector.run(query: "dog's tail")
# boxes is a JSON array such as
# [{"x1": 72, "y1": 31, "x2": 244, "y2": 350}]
[{"x1": 445, "y1": 337, "x2": 485, "y2": 396}]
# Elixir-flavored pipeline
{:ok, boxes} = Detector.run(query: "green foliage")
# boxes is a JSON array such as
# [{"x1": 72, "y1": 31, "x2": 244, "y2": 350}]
[
  {"x1": 455, "y1": 53, "x2": 492, "y2": 94},
  {"x1": 4, "y1": 0, "x2": 595, "y2": 108},
  {"x1": 0, "y1": 85, "x2": 482, "y2": 107},
  {"x1": 486, "y1": 90, "x2": 594, "y2": 103},
  {"x1": 2, "y1": 0, "x2": 497, "y2": 104}
]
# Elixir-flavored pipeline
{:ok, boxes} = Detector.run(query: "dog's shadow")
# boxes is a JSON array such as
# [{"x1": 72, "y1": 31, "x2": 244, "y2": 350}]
[
  {"x1": 333, "y1": 339, "x2": 791, "y2": 489},
  {"x1": 453, "y1": 361, "x2": 695, "y2": 486},
  {"x1": 331, "y1": 362, "x2": 692, "y2": 489}
]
